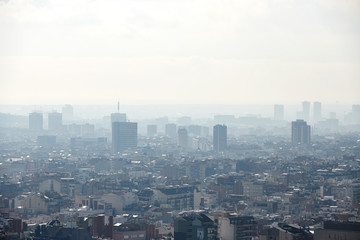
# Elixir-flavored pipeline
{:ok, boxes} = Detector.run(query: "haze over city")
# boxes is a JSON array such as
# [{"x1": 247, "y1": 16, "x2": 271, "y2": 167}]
[
  {"x1": 0, "y1": 0, "x2": 360, "y2": 240},
  {"x1": 1, "y1": 0, "x2": 359, "y2": 105}
]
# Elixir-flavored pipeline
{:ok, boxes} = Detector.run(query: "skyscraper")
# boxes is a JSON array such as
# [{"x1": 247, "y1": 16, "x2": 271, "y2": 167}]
[
  {"x1": 213, "y1": 124, "x2": 227, "y2": 152},
  {"x1": 112, "y1": 122, "x2": 137, "y2": 153},
  {"x1": 62, "y1": 104, "x2": 74, "y2": 122},
  {"x1": 29, "y1": 112, "x2": 43, "y2": 131},
  {"x1": 177, "y1": 128, "x2": 188, "y2": 149},
  {"x1": 313, "y1": 101, "x2": 322, "y2": 123},
  {"x1": 274, "y1": 104, "x2": 284, "y2": 121},
  {"x1": 291, "y1": 119, "x2": 311, "y2": 145},
  {"x1": 48, "y1": 112, "x2": 62, "y2": 131},
  {"x1": 302, "y1": 101, "x2": 310, "y2": 122}
]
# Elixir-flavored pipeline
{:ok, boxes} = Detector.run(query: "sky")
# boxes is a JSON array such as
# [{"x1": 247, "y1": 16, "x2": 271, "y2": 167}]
[{"x1": 0, "y1": 0, "x2": 359, "y2": 105}]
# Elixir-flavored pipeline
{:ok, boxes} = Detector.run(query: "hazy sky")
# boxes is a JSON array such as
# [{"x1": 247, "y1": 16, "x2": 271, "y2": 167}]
[{"x1": 0, "y1": 0, "x2": 359, "y2": 105}]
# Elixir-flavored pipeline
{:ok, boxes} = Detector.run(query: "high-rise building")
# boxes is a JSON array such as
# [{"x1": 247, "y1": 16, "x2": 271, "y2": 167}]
[
  {"x1": 213, "y1": 124, "x2": 227, "y2": 152},
  {"x1": 62, "y1": 104, "x2": 74, "y2": 122},
  {"x1": 313, "y1": 101, "x2": 322, "y2": 123},
  {"x1": 291, "y1": 119, "x2": 311, "y2": 145},
  {"x1": 112, "y1": 122, "x2": 137, "y2": 153},
  {"x1": 165, "y1": 123, "x2": 177, "y2": 138},
  {"x1": 302, "y1": 101, "x2": 311, "y2": 122},
  {"x1": 274, "y1": 104, "x2": 284, "y2": 121},
  {"x1": 48, "y1": 112, "x2": 62, "y2": 131},
  {"x1": 177, "y1": 128, "x2": 188, "y2": 149},
  {"x1": 29, "y1": 112, "x2": 43, "y2": 131},
  {"x1": 147, "y1": 124, "x2": 157, "y2": 136}
]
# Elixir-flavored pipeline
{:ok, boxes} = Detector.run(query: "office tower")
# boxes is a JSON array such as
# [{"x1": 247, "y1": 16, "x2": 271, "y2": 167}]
[
  {"x1": 177, "y1": 128, "x2": 188, "y2": 148},
  {"x1": 29, "y1": 112, "x2": 43, "y2": 131},
  {"x1": 291, "y1": 119, "x2": 311, "y2": 145},
  {"x1": 313, "y1": 101, "x2": 322, "y2": 123},
  {"x1": 147, "y1": 124, "x2": 157, "y2": 136},
  {"x1": 48, "y1": 112, "x2": 62, "y2": 131},
  {"x1": 112, "y1": 122, "x2": 137, "y2": 153},
  {"x1": 165, "y1": 123, "x2": 177, "y2": 138},
  {"x1": 111, "y1": 113, "x2": 127, "y2": 123},
  {"x1": 62, "y1": 104, "x2": 74, "y2": 122},
  {"x1": 302, "y1": 101, "x2": 310, "y2": 122},
  {"x1": 213, "y1": 124, "x2": 227, "y2": 152},
  {"x1": 274, "y1": 104, "x2": 284, "y2": 121}
]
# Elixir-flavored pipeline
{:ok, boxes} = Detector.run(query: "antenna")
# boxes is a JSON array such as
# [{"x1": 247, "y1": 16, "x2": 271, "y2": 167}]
[{"x1": 117, "y1": 101, "x2": 120, "y2": 113}]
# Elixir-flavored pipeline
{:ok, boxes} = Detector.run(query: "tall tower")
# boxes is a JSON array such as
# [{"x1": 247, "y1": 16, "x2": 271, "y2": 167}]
[
  {"x1": 291, "y1": 120, "x2": 311, "y2": 145},
  {"x1": 274, "y1": 104, "x2": 284, "y2": 121},
  {"x1": 29, "y1": 112, "x2": 43, "y2": 131},
  {"x1": 48, "y1": 112, "x2": 62, "y2": 131},
  {"x1": 177, "y1": 128, "x2": 188, "y2": 149},
  {"x1": 213, "y1": 124, "x2": 227, "y2": 152},
  {"x1": 112, "y1": 122, "x2": 137, "y2": 153},
  {"x1": 313, "y1": 102, "x2": 322, "y2": 123},
  {"x1": 62, "y1": 104, "x2": 74, "y2": 122},
  {"x1": 302, "y1": 101, "x2": 310, "y2": 122},
  {"x1": 302, "y1": 101, "x2": 311, "y2": 122}
]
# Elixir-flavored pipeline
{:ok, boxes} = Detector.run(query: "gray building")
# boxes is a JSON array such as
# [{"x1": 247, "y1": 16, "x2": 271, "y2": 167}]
[
  {"x1": 178, "y1": 128, "x2": 188, "y2": 149},
  {"x1": 61, "y1": 104, "x2": 74, "y2": 122},
  {"x1": 313, "y1": 101, "x2": 322, "y2": 123},
  {"x1": 291, "y1": 119, "x2": 311, "y2": 145},
  {"x1": 29, "y1": 112, "x2": 43, "y2": 131},
  {"x1": 48, "y1": 112, "x2": 62, "y2": 131},
  {"x1": 213, "y1": 124, "x2": 227, "y2": 152},
  {"x1": 112, "y1": 122, "x2": 137, "y2": 153},
  {"x1": 274, "y1": 104, "x2": 284, "y2": 121},
  {"x1": 302, "y1": 101, "x2": 310, "y2": 122}
]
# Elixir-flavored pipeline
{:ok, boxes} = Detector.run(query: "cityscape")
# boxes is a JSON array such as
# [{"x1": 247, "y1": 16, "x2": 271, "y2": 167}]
[
  {"x1": 0, "y1": 102, "x2": 359, "y2": 239},
  {"x1": 1, "y1": 0, "x2": 360, "y2": 239}
]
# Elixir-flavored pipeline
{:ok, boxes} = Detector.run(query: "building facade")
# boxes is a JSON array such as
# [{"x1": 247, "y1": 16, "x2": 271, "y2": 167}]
[
  {"x1": 213, "y1": 124, "x2": 227, "y2": 152},
  {"x1": 291, "y1": 120, "x2": 311, "y2": 145},
  {"x1": 112, "y1": 122, "x2": 138, "y2": 153},
  {"x1": 29, "y1": 112, "x2": 43, "y2": 131}
]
